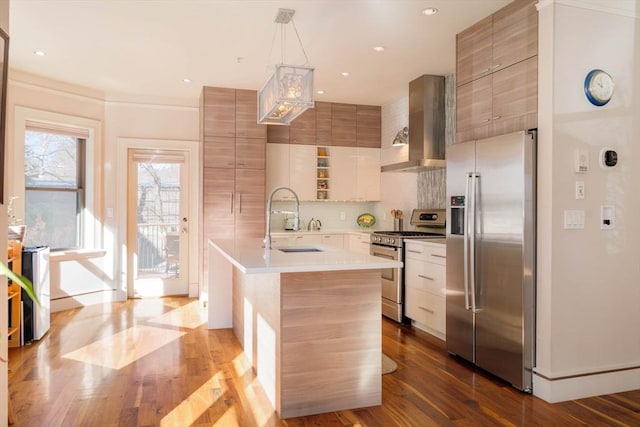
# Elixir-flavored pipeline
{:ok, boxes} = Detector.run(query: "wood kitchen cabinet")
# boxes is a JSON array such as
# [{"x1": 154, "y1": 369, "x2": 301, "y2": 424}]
[
  {"x1": 235, "y1": 89, "x2": 267, "y2": 139},
  {"x1": 456, "y1": 56, "x2": 537, "y2": 143},
  {"x1": 266, "y1": 101, "x2": 380, "y2": 148},
  {"x1": 203, "y1": 168, "x2": 265, "y2": 241},
  {"x1": 290, "y1": 108, "x2": 316, "y2": 145},
  {"x1": 315, "y1": 102, "x2": 332, "y2": 146},
  {"x1": 456, "y1": 0, "x2": 538, "y2": 87},
  {"x1": 356, "y1": 105, "x2": 381, "y2": 148},
  {"x1": 455, "y1": 0, "x2": 538, "y2": 143},
  {"x1": 331, "y1": 103, "x2": 357, "y2": 147},
  {"x1": 404, "y1": 241, "x2": 446, "y2": 340},
  {"x1": 266, "y1": 104, "x2": 316, "y2": 145},
  {"x1": 201, "y1": 86, "x2": 266, "y2": 243},
  {"x1": 202, "y1": 87, "x2": 236, "y2": 137}
]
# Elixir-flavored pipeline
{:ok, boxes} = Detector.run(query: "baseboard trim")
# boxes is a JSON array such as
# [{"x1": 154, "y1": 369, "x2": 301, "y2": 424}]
[{"x1": 533, "y1": 367, "x2": 640, "y2": 402}]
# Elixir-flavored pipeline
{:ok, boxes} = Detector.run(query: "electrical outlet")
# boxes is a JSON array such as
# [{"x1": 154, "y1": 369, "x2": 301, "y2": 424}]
[
  {"x1": 340, "y1": 212, "x2": 346, "y2": 221},
  {"x1": 575, "y1": 181, "x2": 585, "y2": 199}
]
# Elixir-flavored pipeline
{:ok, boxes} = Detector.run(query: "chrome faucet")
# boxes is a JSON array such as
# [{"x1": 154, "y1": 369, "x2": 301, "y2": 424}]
[{"x1": 264, "y1": 186, "x2": 300, "y2": 249}]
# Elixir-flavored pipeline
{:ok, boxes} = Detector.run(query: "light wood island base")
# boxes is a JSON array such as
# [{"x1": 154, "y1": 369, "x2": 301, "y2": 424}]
[{"x1": 232, "y1": 268, "x2": 382, "y2": 418}]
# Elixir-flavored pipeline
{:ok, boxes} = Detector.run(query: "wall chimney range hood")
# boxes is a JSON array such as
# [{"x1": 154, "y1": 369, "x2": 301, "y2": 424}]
[{"x1": 382, "y1": 75, "x2": 446, "y2": 172}]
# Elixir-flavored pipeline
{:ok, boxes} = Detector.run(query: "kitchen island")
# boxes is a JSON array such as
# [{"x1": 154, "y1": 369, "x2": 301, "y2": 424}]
[{"x1": 207, "y1": 238, "x2": 402, "y2": 418}]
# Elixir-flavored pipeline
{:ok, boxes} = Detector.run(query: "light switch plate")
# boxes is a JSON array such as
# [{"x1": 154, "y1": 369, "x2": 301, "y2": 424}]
[{"x1": 564, "y1": 210, "x2": 585, "y2": 229}]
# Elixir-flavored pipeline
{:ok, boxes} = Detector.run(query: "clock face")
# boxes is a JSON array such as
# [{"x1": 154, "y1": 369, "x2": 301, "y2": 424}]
[{"x1": 585, "y1": 70, "x2": 614, "y2": 106}]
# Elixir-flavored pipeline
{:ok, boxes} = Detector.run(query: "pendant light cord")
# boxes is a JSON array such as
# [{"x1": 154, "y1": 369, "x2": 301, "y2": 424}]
[{"x1": 291, "y1": 17, "x2": 310, "y2": 66}]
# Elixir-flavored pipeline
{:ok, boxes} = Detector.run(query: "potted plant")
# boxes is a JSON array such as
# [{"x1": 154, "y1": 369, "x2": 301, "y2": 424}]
[
  {"x1": 7, "y1": 196, "x2": 26, "y2": 243},
  {"x1": 1, "y1": 264, "x2": 37, "y2": 363}
]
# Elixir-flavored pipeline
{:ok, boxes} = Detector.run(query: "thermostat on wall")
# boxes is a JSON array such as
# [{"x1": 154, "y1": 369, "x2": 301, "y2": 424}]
[{"x1": 599, "y1": 148, "x2": 618, "y2": 168}]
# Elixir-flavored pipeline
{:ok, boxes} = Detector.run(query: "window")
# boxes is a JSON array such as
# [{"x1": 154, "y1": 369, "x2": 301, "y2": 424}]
[{"x1": 24, "y1": 125, "x2": 87, "y2": 249}]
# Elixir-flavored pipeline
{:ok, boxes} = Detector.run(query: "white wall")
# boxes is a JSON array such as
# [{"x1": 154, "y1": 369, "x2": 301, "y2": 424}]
[
  {"x1": 375, "y1": 94, "x2": 419, "y2": 230},
  {"x1": 535, "y1": 0, "x2": 640, "y2": 402},
  {"x1": 5, "y1": 72, "x2": 200, "y2": 310}
]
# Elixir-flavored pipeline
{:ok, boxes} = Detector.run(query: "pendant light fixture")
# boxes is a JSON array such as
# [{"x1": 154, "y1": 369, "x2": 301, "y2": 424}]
[{"x1": 257, "y1": 8, "x2": 314, "y2": 125}]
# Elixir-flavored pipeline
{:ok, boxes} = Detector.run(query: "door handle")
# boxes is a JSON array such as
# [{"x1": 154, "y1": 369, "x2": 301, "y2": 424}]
[
  {"x1": 418, "y1": 274, "x2": 434, "y2": 281},
  {"x1": 463, "y1": 173, "x2": 471, "y2": 310},
  {"x1": 470, "y1": 172, "x2": 479, "y2": 313},
  {"x1": 230, "y1": 192, "x2": 234, "y2": 214},
  {"x1": 238, "y1": 193, "x2": 242, "y2": 214}
]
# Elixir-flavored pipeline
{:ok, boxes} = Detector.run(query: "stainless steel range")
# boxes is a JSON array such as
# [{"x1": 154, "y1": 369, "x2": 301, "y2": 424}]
[{"x1": 370, "y1": 209, "x2": 446, "y2": 322}]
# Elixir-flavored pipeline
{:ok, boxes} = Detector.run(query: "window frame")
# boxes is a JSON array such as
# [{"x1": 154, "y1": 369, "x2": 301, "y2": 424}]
[
  {"x1": 12, "y1": 107, "x2": 102, "y2": 251},
  {"x1": 23, "y1": 133, "x2": 86, "y2": 249}
]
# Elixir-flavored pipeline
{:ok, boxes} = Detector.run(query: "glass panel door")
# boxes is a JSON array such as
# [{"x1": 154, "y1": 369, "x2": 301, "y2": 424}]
[{"x1": 128, "y1": 149, "x2": 189, "y2": 297}]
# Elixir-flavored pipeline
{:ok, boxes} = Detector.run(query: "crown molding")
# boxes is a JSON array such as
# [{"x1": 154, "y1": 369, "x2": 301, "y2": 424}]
[{"x1": 536, "y1": 0, "x2": 640, "y2": 18}]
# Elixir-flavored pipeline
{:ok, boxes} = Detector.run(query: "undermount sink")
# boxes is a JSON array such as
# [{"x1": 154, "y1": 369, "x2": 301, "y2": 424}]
[{"x1": 278, "y1": 247, "x2": 323, "y2": 253}]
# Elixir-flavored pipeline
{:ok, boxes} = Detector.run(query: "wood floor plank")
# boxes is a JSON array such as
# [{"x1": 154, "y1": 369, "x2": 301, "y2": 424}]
[{"x1": 7, "y1": 297, "x2": 640, "y2": 426}]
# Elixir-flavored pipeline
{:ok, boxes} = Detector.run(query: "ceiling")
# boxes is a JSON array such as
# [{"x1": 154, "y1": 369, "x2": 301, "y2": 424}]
[{"x1": 8, "y1": 0, "x2": 511, "y2": 106}]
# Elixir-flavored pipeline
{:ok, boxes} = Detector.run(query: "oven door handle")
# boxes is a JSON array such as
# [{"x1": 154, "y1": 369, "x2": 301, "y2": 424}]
[
  {"x1": 464, "y1": 173, "x2": 471, "y2": 310},
  {"x1": 373, "y1": 253, "x2": 396, "y2": 261}
]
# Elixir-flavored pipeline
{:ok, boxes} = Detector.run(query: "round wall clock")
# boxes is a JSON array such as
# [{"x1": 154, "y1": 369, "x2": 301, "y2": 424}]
[{"x1": 584, "y1": 69, "x2": 614, "y2": 106}]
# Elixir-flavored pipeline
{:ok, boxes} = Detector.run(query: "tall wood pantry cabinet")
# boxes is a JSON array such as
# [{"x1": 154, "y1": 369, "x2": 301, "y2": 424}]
[{"x1": 200, "y1": 87, "x2": 267, "y2": 248}]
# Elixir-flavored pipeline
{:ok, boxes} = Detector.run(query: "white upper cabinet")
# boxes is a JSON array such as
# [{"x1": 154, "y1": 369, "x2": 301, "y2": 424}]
[
  {"x1": 267, "y1": 144, "x2": 380, "y2": 202},
  {"x1": 356, "y1": 147, "x2": 381, "y2": 201},
  {"x1": 267, "y1": 143, "x2": 316, "y2": 201},
  {"x1": 332, "y1": 146, "x2": 381, "y2": 201}
]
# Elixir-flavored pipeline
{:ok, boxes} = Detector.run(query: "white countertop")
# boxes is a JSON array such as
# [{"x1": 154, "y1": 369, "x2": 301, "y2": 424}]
[{"x1": 210, "y1": 238, "x2": 402, "y2": 274}]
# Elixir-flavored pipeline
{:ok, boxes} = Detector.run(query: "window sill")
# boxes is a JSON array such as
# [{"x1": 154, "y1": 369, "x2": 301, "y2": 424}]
[{"x1": 50, "y1": 249, "x2": 107, "y2": 262}]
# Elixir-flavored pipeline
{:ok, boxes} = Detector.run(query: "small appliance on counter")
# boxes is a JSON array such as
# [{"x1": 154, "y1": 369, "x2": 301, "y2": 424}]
[{"x1": 284, "y1": 217, "x2": 296, "y2": 230}]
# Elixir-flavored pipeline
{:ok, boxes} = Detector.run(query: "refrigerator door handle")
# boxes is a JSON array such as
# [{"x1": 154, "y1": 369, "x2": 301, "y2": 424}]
[
  {"x1": 463, "y1": 172, "x2": 472, "y2": 310},
  {"x1": 470, "y1": 172, "x2": 478, "y2": 313}
]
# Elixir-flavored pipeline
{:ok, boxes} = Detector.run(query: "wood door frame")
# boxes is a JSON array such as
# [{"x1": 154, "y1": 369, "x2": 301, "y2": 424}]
[{"x1": 117, "y1": 138, "x2": 200, "y2": 298}]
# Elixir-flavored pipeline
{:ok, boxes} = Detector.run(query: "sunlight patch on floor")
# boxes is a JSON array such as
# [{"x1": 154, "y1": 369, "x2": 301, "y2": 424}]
[
  {"x1": 232, "y1": 353, "x2": 251, "y2": 377},
  {"x1": 160, "y1": 374, "x2": 223, "y2": 427},
  {"x1": 148, "y1": 300, "x2": 207, "y2": 329},
  {"x1": 63, "y1": 325, "x2": 185, "y2": 369}
]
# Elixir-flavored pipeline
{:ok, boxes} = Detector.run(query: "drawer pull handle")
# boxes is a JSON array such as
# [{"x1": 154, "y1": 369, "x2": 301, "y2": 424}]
[
  {"x1": 418, "y1": 274, "x2": 435, "y2": 281},
  {"x1": 491, "y1": 63, "x2": 502, "y2": 69},
  {"x1": 431, "y1": 254, "x2": 446, "y2": 259},
  {"x1": 407, "y1": 249, "x2": 423, "y2": 254},
  {"x1": 492, "y1": 115, "x2": 502, "y2": 120},
  {"x1": 418, "y1": 306, "x2": 435, "y2": 314}
]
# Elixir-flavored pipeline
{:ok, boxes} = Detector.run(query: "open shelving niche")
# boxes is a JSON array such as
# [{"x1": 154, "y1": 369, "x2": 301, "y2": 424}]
[{"x1": 316, "y1": 146, "x2": 329, "y2": 200}]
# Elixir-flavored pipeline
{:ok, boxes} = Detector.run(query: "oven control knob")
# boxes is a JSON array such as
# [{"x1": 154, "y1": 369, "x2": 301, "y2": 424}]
[{"x1": 390, "y1": 238, "x2": 395, "y2": 244}]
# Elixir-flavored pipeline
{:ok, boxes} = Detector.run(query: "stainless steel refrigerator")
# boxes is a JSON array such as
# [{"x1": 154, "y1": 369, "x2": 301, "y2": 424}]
[{"x1": 446, "y1": 130, "x2": 536, "y2": 392}]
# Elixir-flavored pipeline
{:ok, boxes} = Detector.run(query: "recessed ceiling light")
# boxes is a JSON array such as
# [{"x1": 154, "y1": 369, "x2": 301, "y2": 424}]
[
  {"x1": 33, "y1": 50, "x2": 46, "y2": 56},
  {"x1": 373, "y1": 46, "x2": 385, "y2": 52},
  {"x1": 422, "y1": 7, "x2": 438, "y2": 16},
  {"x1": 316, "y1": 90, "x2": 325, "y2": 95},
  {"x1": 182, "y1": 78, "x2": 192, "y2": 83},
  {"x1": 341, "y1": 72, "x2": 350, "y2": 77}
]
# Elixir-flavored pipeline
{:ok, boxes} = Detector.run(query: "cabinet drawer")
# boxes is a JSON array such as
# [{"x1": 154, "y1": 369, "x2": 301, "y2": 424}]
[
  {"x1": 405, "y1": 260, "x2": 446, "y2": 296},
  {"x1": 321, "y1": 234, "x2": 344, "y2": 248},
  {"x1": 404, "y1": 288, "x2": 445, "y2": 334},
  {"x1": 348, "y1": 233, "x2": 370, "y2": 254},
  {"x1": 405, "y1": 242, "x2": 446, "y2": 265}
]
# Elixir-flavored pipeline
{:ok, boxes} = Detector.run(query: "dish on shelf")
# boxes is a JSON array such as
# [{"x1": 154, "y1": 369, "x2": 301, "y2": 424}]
[{"x1": 357, "y1": 213, "x2": 376, "y2": 228}]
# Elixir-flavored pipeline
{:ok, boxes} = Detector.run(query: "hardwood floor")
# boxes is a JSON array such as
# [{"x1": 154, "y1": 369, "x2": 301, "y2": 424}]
[{"x1": 8, "y1": 297, "x2": 640, "y2": 426}]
